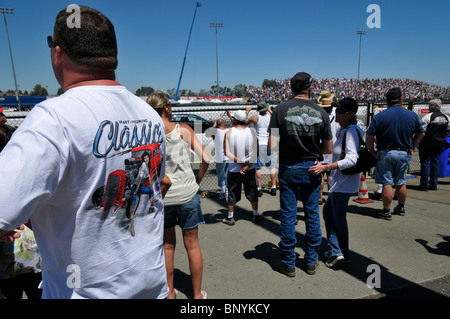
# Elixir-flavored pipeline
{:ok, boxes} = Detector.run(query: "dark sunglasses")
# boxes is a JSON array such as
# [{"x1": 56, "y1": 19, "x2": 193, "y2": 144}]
[
  {"x1": 47, "y1": 36, "x2": 65, "y2": 51},
  {"x1": 336, "y1": 107, "x2": 351, "y2": 114}
]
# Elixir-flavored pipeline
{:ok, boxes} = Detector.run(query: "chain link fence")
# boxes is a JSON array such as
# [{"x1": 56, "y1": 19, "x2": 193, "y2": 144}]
[
  {"x1": 4, "y1": 102, "x2": 450, "y2": 195},
  {"x1": 172, "y1": 103, "x2": 373, "y2": 194}
]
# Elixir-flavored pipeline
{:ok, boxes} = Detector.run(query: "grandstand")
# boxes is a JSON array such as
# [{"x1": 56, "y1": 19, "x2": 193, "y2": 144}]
[{"x1": 244, "y1": 78, "x2": 449, "y2": 103}]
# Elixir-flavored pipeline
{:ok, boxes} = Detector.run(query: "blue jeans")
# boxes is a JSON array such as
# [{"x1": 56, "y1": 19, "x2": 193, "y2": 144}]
[
  {"x1": 322, "y1": 192, "x2": 351, "y2": 261},
  {"x1": 278, "y1": 160, "x2": 322, "y2": 268},
  {"x1": 216, "y1": 162, "x2": 228, "y2": 188},
  {"x1": 419, "y1": 148, "x2": 440, "y2": 188}
]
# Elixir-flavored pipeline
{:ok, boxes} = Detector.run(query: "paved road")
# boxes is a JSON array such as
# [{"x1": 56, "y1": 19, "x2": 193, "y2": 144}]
[{"x1": 171, "y1": 175, "x2": 450, "y2": 299}]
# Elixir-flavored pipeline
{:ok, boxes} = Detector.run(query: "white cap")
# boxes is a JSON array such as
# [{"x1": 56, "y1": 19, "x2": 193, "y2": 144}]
[{"x1": 233, "y1": 110, "x2": 247, "y2": 122}]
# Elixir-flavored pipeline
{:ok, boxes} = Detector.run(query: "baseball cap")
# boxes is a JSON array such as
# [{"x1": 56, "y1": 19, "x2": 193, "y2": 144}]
[
  {"x1": 233, "y1": 110, "x2": 247, "y2": 122},
  {"x1": 290, "y1": 72, "x2": 313, "y2": 94},
  {"x1": 337, "y1": 97, "x2": 358, "y2": 114},
  {"x1": 385, "y1": 87, "x2": 402, "y2": 103}
]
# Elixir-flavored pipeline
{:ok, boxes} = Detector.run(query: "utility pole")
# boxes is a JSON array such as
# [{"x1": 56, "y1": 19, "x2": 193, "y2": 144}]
[
  {"x1": 1, "y1": 7, "x2": 21, "y2": 111},
  {"x1": 210, "y1": 22, "x2": 223, "y2": 98},
  {"x1": 175, "y1": 2, "x2": 202, "y2": 101},
  {"x1": 356, "y1": 30, "x2": 367, "y2": 81}
]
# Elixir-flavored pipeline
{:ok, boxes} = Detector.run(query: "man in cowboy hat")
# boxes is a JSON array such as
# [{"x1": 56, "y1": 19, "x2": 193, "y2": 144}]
[
  {"x1": 317, "y1": 90, "x2": 335, "y2": 108},
  {"x1": 246, "y1": 101, "x2": 277, "y2": 196}
]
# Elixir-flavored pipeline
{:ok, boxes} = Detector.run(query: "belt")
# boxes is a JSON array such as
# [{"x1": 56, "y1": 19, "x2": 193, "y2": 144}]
[{"x1": 382, "y1": 148, "x2": 411, "y2": 152}]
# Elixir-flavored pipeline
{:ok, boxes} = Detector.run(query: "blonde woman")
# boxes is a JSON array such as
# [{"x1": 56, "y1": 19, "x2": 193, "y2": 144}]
[{"x1": 147, "y1": 92, "x2": 210, "y2": 299}]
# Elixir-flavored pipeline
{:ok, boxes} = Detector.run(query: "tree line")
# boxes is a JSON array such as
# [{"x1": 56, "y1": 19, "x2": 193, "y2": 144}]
[
  {"x1": 135, "y1": 83, "x2": 249, "y2": 98},
  {"x1": 0, "y1": 84, "x2": 50, "y2": 96},
  {"x1": 1, "y1": 79, "x2": 278, "y2": 97}
]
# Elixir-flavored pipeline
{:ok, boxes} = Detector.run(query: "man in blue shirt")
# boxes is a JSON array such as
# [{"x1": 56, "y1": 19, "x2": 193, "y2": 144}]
[{"x1": 366, "y1": 87, "x2": 424, "y2": 220}]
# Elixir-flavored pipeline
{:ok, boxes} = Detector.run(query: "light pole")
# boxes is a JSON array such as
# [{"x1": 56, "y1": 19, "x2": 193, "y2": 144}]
[
  {"x1": 0, "y1": 7, "x2": 21, "y2": 111},
  {"x1": 210, "y1": 22, "x2": 223, "y2": 98},
  {"x1": 356, "y1": 30, "x2": 367, "y2": 81}
]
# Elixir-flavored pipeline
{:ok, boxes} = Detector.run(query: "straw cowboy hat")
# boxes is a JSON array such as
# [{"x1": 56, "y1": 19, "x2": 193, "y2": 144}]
[{"x1": 318, "y1": 90, "x2": 335, "y2": 107}]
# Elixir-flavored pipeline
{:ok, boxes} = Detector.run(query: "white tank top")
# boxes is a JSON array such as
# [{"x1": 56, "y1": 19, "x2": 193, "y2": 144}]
[
  {"x1": 164, "y1": 124, "x2": 199, "y2": 205},
  {"x1": 255, "y1": 114, "x2": 270, "y2": 145},
  {"x1": 228, "y1": 127, "x2": 256, "y2": 173}
]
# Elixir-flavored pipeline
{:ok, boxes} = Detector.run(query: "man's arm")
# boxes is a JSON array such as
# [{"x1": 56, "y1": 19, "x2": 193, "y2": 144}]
[
  {"x1": 412, "y1": 132, "x2": 425, "y2": 150},
  {"x1": 366, "y1": 134, "x2": 376, "y2": 155},
  {"x1": 245, "y1": 106, "x2": 258, "y2": 126},
  {"x1": 320, "y1": 139, "x2": 333, "y2": 155},
  {"x1": 0, "y1": 225, "x2": 24, "y2": 243},
  {"x1": 223, "y1": 129, "x2": 237, "y2": 162}
]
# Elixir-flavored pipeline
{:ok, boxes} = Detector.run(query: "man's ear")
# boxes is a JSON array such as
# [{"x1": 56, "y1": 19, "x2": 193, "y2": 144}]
[{"x1": 53, "y1": 45, "x2": 66, "y2": 65}]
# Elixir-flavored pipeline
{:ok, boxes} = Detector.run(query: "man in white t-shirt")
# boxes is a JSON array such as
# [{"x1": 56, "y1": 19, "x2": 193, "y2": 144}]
[
  {"x1": 222, "y1": 110, "x2": 261, "y2": 225},
  {"x1": 245, "y1": 102, "x2": 277, "y2": 196},
  {"x1": 0, "y1": 6, "x2": 168, "y2": 299},
  {"x1": 206, "y1": 118, "x2": 229, "y2": 200}
]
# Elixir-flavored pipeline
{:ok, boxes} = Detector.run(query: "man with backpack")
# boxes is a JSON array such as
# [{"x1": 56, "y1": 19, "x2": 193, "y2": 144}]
[{"x1": 418, "y1": 99, "x2": 450, "y2": 191}]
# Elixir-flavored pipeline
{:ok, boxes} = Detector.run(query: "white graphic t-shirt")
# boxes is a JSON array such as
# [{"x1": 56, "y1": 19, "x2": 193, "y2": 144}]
[{"x1": 0, "y1": 85, "x2": 167, "y2": 299}]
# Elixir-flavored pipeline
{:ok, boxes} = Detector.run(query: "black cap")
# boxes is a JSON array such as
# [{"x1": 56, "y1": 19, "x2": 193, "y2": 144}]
[
  {"x1": 385, "y1": 87, "x2": 402, "y2": 103},
  {"x1": 338, "y1": 97, "x2": 358, "y2": 114},
  {"x1": 290, "y1": 72, "x2": 313, "y2": 94}
]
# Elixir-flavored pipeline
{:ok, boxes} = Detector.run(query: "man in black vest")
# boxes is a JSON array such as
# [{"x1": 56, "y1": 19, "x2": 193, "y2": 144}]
[{"x1": 418, "y1": 99, "x2": 450, "y2": 191}]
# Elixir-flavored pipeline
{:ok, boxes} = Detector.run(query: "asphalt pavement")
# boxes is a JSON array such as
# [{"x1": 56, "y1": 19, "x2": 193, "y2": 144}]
[{"x1": 171, "y1": 175, "x2": 450, "y2": 299}]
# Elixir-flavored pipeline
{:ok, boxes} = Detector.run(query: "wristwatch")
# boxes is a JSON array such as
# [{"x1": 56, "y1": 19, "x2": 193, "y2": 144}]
[{"x1": 326, "y1": 164, "x2": 330, "y2": 172}]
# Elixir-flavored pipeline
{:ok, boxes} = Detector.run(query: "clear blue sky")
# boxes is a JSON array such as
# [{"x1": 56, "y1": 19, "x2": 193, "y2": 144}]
[{"x1": 0, "y1": 0, "x2": 449, "y2": 95}]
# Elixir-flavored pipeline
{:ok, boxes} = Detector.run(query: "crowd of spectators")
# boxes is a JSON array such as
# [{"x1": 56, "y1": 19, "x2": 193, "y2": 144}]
[{"x1": 245, "y1": 78, "x2": 449, "y2": 103}]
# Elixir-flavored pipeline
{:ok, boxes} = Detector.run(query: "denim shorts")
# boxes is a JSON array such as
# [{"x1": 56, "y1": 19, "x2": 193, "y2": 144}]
[
  {"x1": 256, "y1": 145, "x2": 276, "y2": 169},
  {"x1": 164, "y1": 194, "x2": 205, "y2": 229},
  {"x1": 215, "y1": 162, "x2": 228, "y2": 187},
  {"x1": 375, "y1": 150, "x2": 411, "y2": 186}
]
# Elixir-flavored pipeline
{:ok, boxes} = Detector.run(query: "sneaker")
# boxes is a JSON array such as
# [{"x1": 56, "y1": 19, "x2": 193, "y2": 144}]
[
  {"x1": 377, "y1": 209, "x2": 392, "y2": 220},
  {"x1": 428, "y1": 186, "x2": 437, "y2": 191},
  {"x1": 306, "y1": 261, "x2": 320, "y2": 275},
  {"x1": 252, "y1": 215, "x2": 263, "y2": 223},
  {"x1": 222, "y1": 217, "x2": 235, "y2": 226},
  {"x1": 325, "y1": 255, "x2": 345, "y2": 268},
  {"x1": 323, "y1": 251, "x2": 332, "y2": 259},
  {"x1": 274, "y1": 261, "x2": 295, "y2": 277},
  {"x1": 258, "y1": 189, "x2": 263, "y2": 197},
  {"x1": 373, "y1": 191, "x2": 382, "y2": 200},
  {"x1": 418, "y1": 185, "x2": 428, "y2": 191},
  {"x1": 270, "y1": 187, "x2": 276, "y2": 196},
  {"x1": 219, "y1": 192, "x2": 227, "y2": 200},
  {"x1": 393, "y1": 205, "x2": 405, "y2": 216}
]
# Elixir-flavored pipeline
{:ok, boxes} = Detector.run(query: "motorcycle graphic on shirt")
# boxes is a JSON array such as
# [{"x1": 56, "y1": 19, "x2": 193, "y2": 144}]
[{"x1": 91, "y1": 143, "x2": 162, "y2": 219}]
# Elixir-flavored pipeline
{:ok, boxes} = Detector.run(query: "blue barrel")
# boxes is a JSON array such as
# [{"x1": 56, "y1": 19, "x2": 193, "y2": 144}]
[{"x1": 439, "y1": 137, "x2": 450, "y2": 177}]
